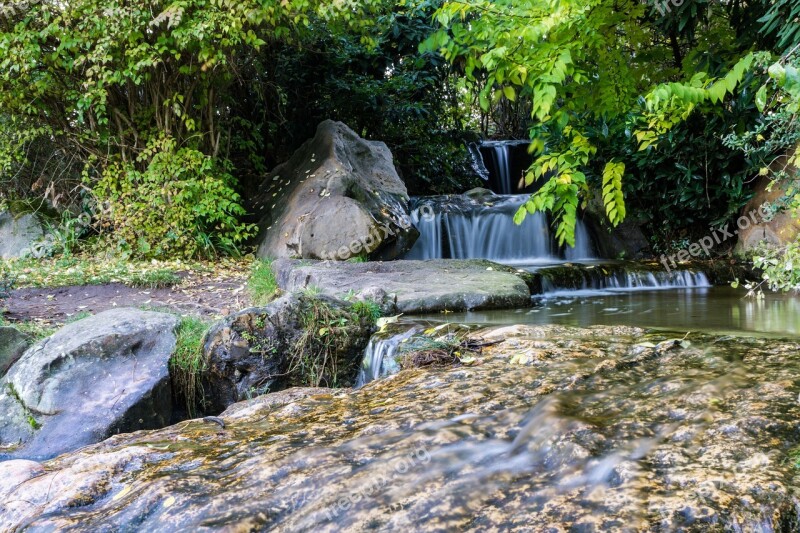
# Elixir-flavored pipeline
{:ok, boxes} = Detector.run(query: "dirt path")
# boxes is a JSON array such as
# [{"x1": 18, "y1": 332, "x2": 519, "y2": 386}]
[{"x1": 3, "y1": 271, "x2": 251, "y2": 326}]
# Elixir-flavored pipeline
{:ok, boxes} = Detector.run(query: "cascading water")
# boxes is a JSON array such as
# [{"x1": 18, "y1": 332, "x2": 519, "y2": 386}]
[
  {"x1": 404, "y1": 195, "x2": 595, "y2": 264},
  {"x1": 356, "y1": 326, "x2": 422, "y2": 387},
  {"x1": 479, "y1": 140, "x2": 531, "y2": 194},
  {"x1": 539, "y1": 267, "x2": 711, "y2": 296}
]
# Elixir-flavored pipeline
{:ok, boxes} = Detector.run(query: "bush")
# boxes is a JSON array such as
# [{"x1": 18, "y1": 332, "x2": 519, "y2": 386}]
[{"x1": 93, "y1": 137, "x2": 255, "y2": 259}]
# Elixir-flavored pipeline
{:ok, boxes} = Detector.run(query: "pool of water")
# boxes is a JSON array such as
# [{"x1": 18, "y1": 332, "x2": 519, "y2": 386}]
[{"x1": 415, "y1": 287, "x2": 800, "y2": 337}]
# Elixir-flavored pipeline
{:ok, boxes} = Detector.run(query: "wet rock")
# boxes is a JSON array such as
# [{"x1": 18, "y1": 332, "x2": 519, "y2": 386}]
[
  {"x1": 0, "y1": 326, "x2": 30, "y2": 377},
  {"x1": 0, "y1": 459, "x2": 44, "y2": 499},
  {"x1": 0, "y1": 211, "x2": 44, "y2": 259},
  {"x1": 0, "y1": 308, "x2": 179, "y2": 460},
  {"x1": 736, "y1": 162, "x2": 800, "y2": 253},
  {"x1": 2, "y1": 327, "x2": 800, "y2": 531},
  {"x1": 253, "y1": 120, "x2": 417, "y2": 261},
  {"x1": 202, "y1": 294, "x2": 373, "y2": 413},
  {"x1": 273, "y1": 258, "x2": 532, "y2": 314}
]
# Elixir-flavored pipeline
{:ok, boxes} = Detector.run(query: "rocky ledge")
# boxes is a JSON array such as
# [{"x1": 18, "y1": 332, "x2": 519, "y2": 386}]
[{"x1": 273, "y1": 258, "x2": 532, "y2": 314}]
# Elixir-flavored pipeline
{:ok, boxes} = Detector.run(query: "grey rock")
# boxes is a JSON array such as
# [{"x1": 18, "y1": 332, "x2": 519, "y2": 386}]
[
  {"x1": 0, "y1": 308, "x2": 179, "y2": 461},
  {"x1": 0, "y1": 211, "x2": 44, "y2": 259},
  {"x1": 0, "y1": 327, "x2": 30, "y2": 377},
  {"x1": 2, "y1": 329, "x2": 799, "y2": 531},
  {"x1": 273, "y1": 258, "x2": 532, "y2": 314},
  {"x1": 253, "y1": 120, "x2": 418, "y2": 261}
]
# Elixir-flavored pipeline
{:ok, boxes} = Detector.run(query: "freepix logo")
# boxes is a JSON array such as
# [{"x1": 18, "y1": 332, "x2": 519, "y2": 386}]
[{"x1": 0, "y1": 0, "x2": 40, "y2": 21}]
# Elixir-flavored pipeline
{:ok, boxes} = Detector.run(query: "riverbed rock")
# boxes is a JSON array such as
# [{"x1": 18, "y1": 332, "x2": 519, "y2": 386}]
[
  {"x1": 2, "y1": 326, "x2": 799, "y2": 531},
  {"x1": 735, "y1": 174, "x2": 800, "y2": 253},
  {"x1": 0, "y1": 326, "x2": 30, "y2": 377},
  {"x1": 202, "y1": 294, "x2": 373, "y2": 413},
  {"x1": 0, "y1": 308, "x2": 179, "y2": 461},
  {"x1": 0, "y1": 211, "x2": 44, "y2": 259},
  {"x1": 273, "y1": 258, "x2": 532, "y2": 314},
  {"x1": 253, "y1": 120, "x2": 417, "y2": 261}
]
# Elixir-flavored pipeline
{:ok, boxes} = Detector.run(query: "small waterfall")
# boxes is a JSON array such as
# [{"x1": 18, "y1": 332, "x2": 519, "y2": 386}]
[
  {"x1": 404, "y1": 195, "x2": 595, "y2": 264},
  {"x1": 540, "y1": 267, "x2": 711, "y2": 297},
  {"x1": 480, "y1": 140, "x2": 531, "y2": 194},
  {"x1": 356, "y1": 327, "x2": 421, "y2": 387}
]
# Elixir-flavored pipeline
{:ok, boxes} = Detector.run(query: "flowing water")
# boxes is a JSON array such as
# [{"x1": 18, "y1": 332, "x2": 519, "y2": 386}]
[
  {"x1": 404, "y1": 195, "x2": 594, "y2": 263},
  {"x1": 6, "y1": 326, "x2": 800, "y2": 531}
]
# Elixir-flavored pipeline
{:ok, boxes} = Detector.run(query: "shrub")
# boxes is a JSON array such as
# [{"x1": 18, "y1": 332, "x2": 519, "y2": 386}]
[{"x1": 92, "y1": 136, "x2": 255, "y2": 260}]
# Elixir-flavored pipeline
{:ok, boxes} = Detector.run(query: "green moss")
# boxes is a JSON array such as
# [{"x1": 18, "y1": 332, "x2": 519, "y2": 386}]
[
  {"x1": 0, "y1": 316, "x2": 56, "y2": 341},
  {"x1": 248, "y1": 259, "x2": 278, "y2": 305}
]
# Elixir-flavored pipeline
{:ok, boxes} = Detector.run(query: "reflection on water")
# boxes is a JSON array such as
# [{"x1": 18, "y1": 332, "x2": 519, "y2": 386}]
[{"x1": 417, "y1": 287, "x2": 800, "y2": 337}]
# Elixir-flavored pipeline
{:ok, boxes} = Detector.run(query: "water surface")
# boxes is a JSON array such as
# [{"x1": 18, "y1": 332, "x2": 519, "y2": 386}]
[{"x1": 415, "y1": 287, "x2": 800, "y2": 337}]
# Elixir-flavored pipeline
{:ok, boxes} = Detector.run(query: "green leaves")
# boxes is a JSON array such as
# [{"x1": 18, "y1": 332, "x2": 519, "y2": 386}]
[{"x1": 601, "y1": 161, "x2": 626, "y2": 226}]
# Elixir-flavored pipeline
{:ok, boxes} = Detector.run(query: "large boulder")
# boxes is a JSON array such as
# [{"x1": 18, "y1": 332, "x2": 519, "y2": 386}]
[
  {"x1": 0, "y1": 327, "x2": 30, "y2": 377},
  {"x1": 273, "y1": 258, "x2": 532, "y2": 314},
  {"x1": 0, "y1": 308, "x2": 179, "y2": 461},
  {"x1": 735, "y1": 174, "x2": 800, "y2": 254},
  {"x1": 253, "y1": 120, "x2": 418, "y2": 261},
  {"x1": 0, "y1": 211, "x2": 44, "y2": 259},
  {"x1": 202, "y1": 294, "x2": 374, "y2": 413}
]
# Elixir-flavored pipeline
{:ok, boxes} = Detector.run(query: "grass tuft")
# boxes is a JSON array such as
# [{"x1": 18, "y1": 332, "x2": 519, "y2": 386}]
[
  {"x1": 248, "y1": 259, "x2": 278, "y2": 305},
  {"x1": 127, "y1": 268, "x2": 181, "y2": 289},
  {"x1": 170, "y1": 316, "x2": 210, "y2": 418}
]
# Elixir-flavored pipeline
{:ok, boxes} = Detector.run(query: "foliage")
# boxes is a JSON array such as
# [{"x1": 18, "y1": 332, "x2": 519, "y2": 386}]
[
  {"x1": 351, "y1": 299, "x2": 382, "y2": 321},
  {"x1": 248, "y1": 259, "x2": 279, "y2": 305},
  {"x1": 94, "y1": 137, "x2": 255, "y2": 259},
  {"x1": 228, "y1": 0, "x2": 479, "y2": 195},
  {"x1": 0, "y1": 0, "x2": 385, "y2": 252},
  {"x1": 0, "y1": 262, "x2": 16, "y2": 300},
  {"x1": 170, "y1": 316, "x2": 210, "y2": 418},
  {"x1": 426, "y1": 0, "x2": 793, "y2": 245}
]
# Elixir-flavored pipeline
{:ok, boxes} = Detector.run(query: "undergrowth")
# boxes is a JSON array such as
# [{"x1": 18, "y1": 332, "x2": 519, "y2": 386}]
[
  {"x1": 286, "y1": 296, "x2": 379, "y2": 388},
  {"x1": 170, "y1": 316, "x2": 210, "y2": 418}
]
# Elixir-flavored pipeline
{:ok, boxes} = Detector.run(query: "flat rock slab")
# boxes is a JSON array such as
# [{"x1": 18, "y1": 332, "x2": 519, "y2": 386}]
[{"x1": 273, "y1": 258, "x2": 531, "y2": 314}]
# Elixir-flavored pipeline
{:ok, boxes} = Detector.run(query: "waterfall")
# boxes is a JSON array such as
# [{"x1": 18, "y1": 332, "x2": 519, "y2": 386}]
[
  {"x1": 356, "y1": 327, "x2": 421, "y2": 387},
  {"x1": 539, "y1": 268, "x2": 711, "y2": 297},
  {"x1": 404, "y1": 194, "x2": 595, "y2": 265},
  {"x1": 479, "y1": 140, "x2": 531, "y2": 194}
]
